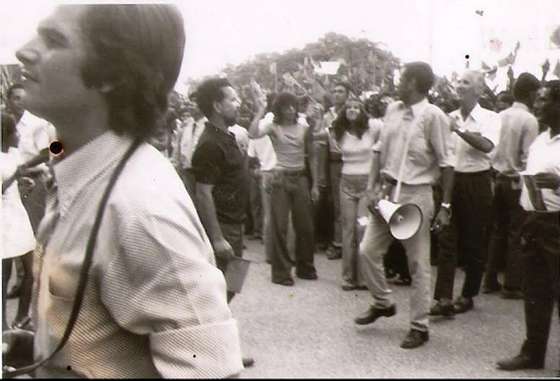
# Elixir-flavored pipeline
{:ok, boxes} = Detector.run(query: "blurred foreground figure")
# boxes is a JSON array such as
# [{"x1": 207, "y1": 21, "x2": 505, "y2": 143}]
[
  {"x1": 13, "y1": 4, "x2": 242, "y2": 378},
  {"x1": 497, "y1": 80, "x2": 560, "y2": 374}
]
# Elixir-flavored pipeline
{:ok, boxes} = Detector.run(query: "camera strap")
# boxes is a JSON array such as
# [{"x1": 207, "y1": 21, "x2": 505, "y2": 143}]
[{"x1": 4, "y1": 138, "x2": 141, "y2": 379}]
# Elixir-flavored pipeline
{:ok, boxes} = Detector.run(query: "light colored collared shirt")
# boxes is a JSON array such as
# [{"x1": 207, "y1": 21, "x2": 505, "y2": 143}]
[
  {"x1": 374, "y1": 98, "x2": 453, "y2": 185},
  {"x1": 492, "y1": 102, "x2": 539, "y2": 176},
  {"x1": 520, "y1": 129, "x2": 560, "y2": 212},
  {"x1": 16, "y1": 111, "x2": 57, "y2": 161},
  {"x1": 449, "y1": 103, "x2": 501, "y2": 173},
  {"x1": 175, "y1": 116, "x2": 208, "y2": 170},
  {"x1": 33, "y1": 130, "x2": 242, "y2": 378},
  {"x1": 248, "y1": 135, "x2": 277, "y2": 171}
]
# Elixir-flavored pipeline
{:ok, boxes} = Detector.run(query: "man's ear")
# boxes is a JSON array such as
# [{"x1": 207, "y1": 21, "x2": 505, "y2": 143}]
[{"x1": 213, "y1": 100, "x2": 222, "y2": 116}]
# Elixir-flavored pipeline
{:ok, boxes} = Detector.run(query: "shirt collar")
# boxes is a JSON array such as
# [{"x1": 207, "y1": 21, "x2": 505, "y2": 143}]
[
  {"x1": 468, "y1": 103, "x2": 484, "y2": 122},
  {"x1": 206, "y1": 121, "x2": 235, "y2": 139},
  {"x1": 53, "y1": 130, "x2": 133, "y2": 216},
  {"x1": 544, "y1": 128, "x2": 560, "y2": 142},
  {"x1": 399, "y1": 98, "x2": 429, "y2": 118},
  {"x1": 512, "y1": 101, "x2": 529, "y2": 112}
]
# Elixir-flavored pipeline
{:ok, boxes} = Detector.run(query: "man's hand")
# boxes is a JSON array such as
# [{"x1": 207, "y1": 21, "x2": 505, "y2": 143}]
[
  {"x1": 366, "y1": 182, "x2": 392, "y2": 212},
  {"x1": 534, "y1": 172, "x2": 560, "y2": 189},
  {"x1": 212, "y1": 238, "x2": 235, "y2": 262},
  {"x1": 18, "y1": 176, "x2": 36, "y2": 197},
  {"x1": 431, "y1": 208, "x2": 451, "y2": 233},
  {"x1": 249, "y1": 80, "x2": 267, "y2": 111},
  {"x1": 311, "y1": 185, "x2": 320, "y2": 203},
  {"x1": 449, "y1": 115, "x2": 462, "y2": 133}
]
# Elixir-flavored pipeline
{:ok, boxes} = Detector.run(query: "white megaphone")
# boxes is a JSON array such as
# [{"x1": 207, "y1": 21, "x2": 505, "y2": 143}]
[{"x1": 373, "y1": 199, "x2": 423, "y2": 240}]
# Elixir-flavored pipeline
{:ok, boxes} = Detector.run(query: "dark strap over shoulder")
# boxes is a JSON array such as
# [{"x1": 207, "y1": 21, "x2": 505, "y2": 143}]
[{"x1": 4, "y1": 138, "x2": 142, "y2": 379}]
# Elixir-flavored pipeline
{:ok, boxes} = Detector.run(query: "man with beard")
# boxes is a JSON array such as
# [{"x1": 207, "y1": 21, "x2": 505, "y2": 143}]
[
  {"x1": 496, "y1": 80, "x2": 560, "y2": 375},
  {"x1": 191, "y1": 77, "x2": 254, "y2": 368}
]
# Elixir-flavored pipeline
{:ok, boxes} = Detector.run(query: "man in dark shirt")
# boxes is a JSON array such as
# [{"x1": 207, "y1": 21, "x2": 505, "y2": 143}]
[
  {"x1": 192, "y1": 77, "x2": 249, "y2": 299},
  {"x1": 191, "y1": 78, "x2": 253, "y2": 368}
]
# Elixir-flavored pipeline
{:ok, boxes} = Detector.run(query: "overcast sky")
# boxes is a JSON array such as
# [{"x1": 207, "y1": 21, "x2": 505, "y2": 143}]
[{"x1": 1, "y1": 0, "x2": 559, "y2": 91}]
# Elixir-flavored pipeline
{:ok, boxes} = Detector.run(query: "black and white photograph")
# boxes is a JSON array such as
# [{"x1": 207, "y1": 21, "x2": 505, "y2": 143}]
[{"x1": 1, "y1": 0, "x2": 559, "y2": 378}]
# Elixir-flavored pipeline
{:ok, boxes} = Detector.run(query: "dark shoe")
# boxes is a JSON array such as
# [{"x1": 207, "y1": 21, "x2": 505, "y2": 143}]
[
  {"x1": 355, "y1": 284, "x2": 369, "y2": 290},
  {"x1": 429, "y1": 302, "x2": 455, "y2": 317},
  {"x1": 296, "y1": 271, "x2": 317, "y2": 280},
  {"x1": 326, "y1": 246, "x2": 342, "y2": 260},
  {"x1": 453, "y1": 297, "x2": 474, "y2": 314},
  {"x1": 354, "y1": 304, "x2": 396, "y2": 325},
  {"x1": 242, "y1": 357, "x2": 255, "y2": 368},
  {"x1": 482, "y1": 280, "x2": 502, "y2": 294},
  {"x1": 400, "y1": 329, "x2": 429, "y2": 349},
  {"x1": 496, "y1": 354, "x2": 544, "y2": 371},
  {"x1": 11, "y1": 316, "x2": 34, "y2": 331},
  {"x1": 272, "y1": 278, "x2": 294, "y2": 286},
  {"x1": 391, "y1": 275, "x2": 412, "y2": 286},
  {"x1": 341, "y1": 282, "x2": 358, "y2": 291},
  {"x1": 501, "y1": 289, "x2": 523, "y2": 300}
]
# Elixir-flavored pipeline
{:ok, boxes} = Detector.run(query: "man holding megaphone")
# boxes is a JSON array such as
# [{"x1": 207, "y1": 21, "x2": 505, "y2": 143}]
[{"x1": 354, "y1": 62, "x2": 455, "y2": 350}]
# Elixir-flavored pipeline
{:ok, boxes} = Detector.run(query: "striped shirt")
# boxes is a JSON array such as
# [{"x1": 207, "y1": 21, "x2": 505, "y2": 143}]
[{"x1": 33, "y1": 130, "x2": 242, "y2": 378}]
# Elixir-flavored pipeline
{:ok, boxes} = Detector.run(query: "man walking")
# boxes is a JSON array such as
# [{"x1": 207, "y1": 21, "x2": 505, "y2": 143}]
[{"x1": 355, "y1": 62, "x2": 454, "y2": 349}]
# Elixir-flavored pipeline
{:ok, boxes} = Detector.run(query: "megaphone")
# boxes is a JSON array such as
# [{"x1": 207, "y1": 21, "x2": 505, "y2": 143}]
[{"x1": 370, "y1": 199, "x2": 423, "y2": 240}]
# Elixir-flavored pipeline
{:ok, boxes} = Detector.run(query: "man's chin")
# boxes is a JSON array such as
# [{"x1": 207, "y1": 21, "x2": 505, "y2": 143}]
[{"x1": 225, "y1": 118, "x2": 238, "y2": 127}]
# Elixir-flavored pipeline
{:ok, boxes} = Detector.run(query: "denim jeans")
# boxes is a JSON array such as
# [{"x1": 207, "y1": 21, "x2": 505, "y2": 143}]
[
  {"x1": 261, "y1": 171, "x2": 274, "y2": 262},
  {"x1": 359, "y1": 184, "x2": 434, "y2": 332},
  {"x1": 329, "y1": 161, "x2": 343, "y2": 248},
  {"x1": 340, "y1": 174, "x2": 369, "y2": 286},
  {"x1": 269, "y1": 170, "x2": 316, "y2": 282}
]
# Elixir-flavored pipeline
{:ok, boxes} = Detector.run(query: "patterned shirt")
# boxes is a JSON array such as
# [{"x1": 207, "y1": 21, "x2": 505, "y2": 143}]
[
  {"x1": 374, "y1": 99, "x2": 453, "y2": 185},
  {"x1": 33, "y1": 130, "x2": 242, "y2": 378}
]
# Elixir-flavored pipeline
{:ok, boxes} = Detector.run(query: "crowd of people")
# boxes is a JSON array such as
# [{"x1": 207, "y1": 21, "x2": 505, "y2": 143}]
[{"x1": 1, "y1": 3, "x2": 559, "y2": 378}]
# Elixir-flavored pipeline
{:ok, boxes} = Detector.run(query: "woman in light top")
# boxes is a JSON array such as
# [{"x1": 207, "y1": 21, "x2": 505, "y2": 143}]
[
  {"x1": 329, "y1": 97, "x2": 382, "y2": 290},
  {"x1": 249, "y1": 92, "x2": 319, "y2": 286}
]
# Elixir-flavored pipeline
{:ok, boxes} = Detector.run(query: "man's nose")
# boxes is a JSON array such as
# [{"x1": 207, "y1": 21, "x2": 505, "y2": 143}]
[{"x1": 16, "y1": 41, "x2": 40, "y2": 65}]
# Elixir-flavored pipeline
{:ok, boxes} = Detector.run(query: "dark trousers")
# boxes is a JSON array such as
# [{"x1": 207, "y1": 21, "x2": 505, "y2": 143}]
[
  {"x1": 486, "y1": 176, "x2": 526, "y2": 290},
  {"x1": 313, "y1": 185, "x2": 333, "y2": 248},
  {"x1": 434, "y1": 170, "x2": 493, "y2": 300},
  {"x1": 270, "y1": 171, "x2": 316, "y2": 282},
  {"x1": 216, "y1": 222, "x2": 244, "y2": 302},
  {"x1": 249, "y1": 174, "x2": 263, "y2": 237},
  {"x1": 519, "y1": 212, "x2": 560, "y2": 364}
]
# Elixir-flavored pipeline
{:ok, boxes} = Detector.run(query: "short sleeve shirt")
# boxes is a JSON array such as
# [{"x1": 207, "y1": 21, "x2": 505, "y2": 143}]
[{"x1": 191, "y1": 123, "x2": 249, "y2": 225}]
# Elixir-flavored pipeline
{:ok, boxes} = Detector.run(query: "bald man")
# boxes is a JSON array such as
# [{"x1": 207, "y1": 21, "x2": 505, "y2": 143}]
[{"x1": 430, "y1": 70, "x2": 501, "y2": 316}]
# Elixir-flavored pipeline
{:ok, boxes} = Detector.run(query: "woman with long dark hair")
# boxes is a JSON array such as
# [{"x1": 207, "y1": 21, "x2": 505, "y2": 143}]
[
  {"x1": 249, "y1": 91, "x2": 319, "y2": 286},
  {"x1": 330, "y1": 97, "x2": 382, "y2": 290}
]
